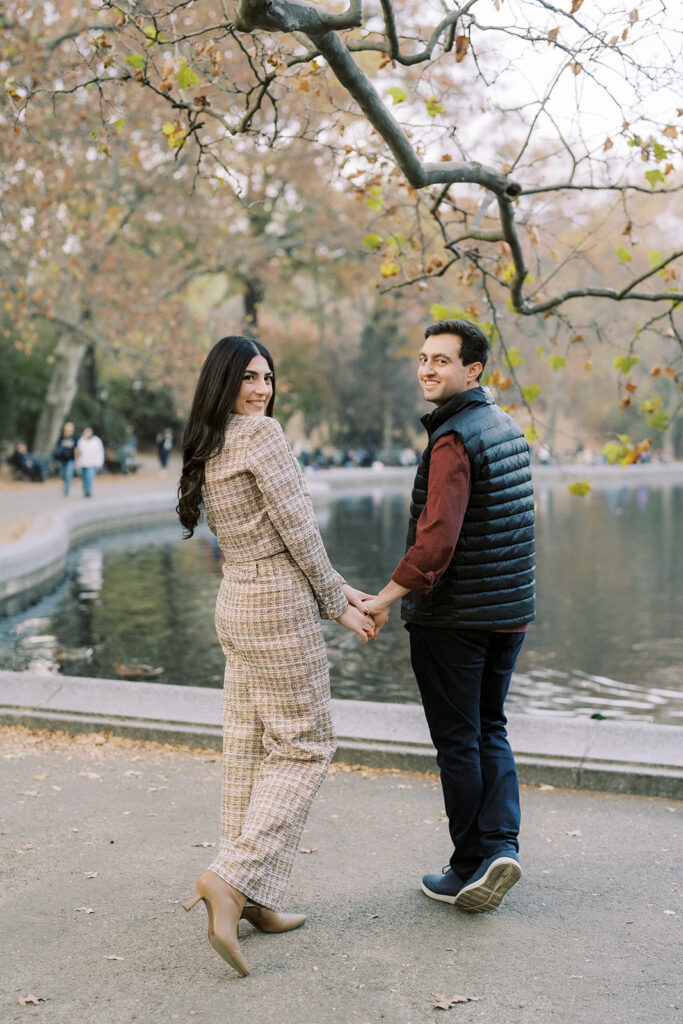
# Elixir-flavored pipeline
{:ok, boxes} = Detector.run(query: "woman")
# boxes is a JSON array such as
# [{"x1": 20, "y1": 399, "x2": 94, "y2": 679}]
[
  {"x1": 52, "y1": 421, "x2": 77, "y2": 496},
  {"x1": 177, "y1": 336, "x2": 379, "y2": 977}
]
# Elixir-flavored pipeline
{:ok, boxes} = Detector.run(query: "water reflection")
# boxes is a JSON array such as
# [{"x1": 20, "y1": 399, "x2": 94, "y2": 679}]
[{"x1": 0, "y1": 483, "x2": 680, "y2": 723}]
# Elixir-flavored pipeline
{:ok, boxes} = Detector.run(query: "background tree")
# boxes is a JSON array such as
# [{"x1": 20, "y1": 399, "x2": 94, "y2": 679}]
[{"x1": 2, "y1": 0, "x2": 682, "y2": 458}]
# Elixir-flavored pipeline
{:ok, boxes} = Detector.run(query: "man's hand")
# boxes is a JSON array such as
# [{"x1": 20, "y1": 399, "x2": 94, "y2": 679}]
[{"x1": 360, "y1": 596, "x2": 391, "y2": 636}]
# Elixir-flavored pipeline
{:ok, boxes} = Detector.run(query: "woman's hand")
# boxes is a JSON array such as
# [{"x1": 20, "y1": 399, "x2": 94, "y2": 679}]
[
  {"x1": 336, "y1": 604, "x2": 376, "y2": 643},
  {"x1": 342, "y1": 583, "x2": 375, "y2": 614}
]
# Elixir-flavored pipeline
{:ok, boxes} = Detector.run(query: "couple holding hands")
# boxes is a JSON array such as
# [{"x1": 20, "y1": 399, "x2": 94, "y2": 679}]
[{"x1": 177, "y1": 319, "x2": 535, "y2": 976}]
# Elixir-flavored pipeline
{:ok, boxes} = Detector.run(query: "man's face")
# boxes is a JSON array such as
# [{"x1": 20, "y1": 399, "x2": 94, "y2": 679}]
[{"x1": 418, "y1": 333, "x2": 481, "y2": 406}]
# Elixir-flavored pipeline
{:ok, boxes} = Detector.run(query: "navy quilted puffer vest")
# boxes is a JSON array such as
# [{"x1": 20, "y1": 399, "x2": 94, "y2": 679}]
[{"x1": 401, "y1": 386, "x2": 535, "y2": 629}]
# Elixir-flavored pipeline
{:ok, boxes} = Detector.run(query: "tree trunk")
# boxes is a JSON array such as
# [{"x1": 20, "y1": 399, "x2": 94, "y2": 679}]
[
  {"x1": 242, "y1": 276, "x2": 264, "y2": 332},
  {"x1": 33, "y1": 329, "x2": 88, "y2": 459}
]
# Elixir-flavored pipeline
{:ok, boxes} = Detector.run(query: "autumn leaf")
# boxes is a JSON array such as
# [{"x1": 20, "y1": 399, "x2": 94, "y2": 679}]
[
  {"x1": 176, "y1": 63, "x2": 199, "y2": 90},
  {"x1": 125, "y1": 54, "x2": 146, "y2": 70},
  {"x1": 504, "y1": 346, "x2": 525, "y2": 369},
  {"x1": 662, "y1": 125, "x2": 678, "y2": 139},
  {"x1": 571, "y1": 62, "x2": 582, "y2": 76},
  {"x1": 522, "y1": 384, "x2": 542, "y2": 403},
  {"x1": 614, "y1": 355, "x2": 639, "y2": 373},
  {"x1": 380, "y1": 261, "x2": 400, "y2": 278},
  {"x1": 615, "y1": 245, "x2": 632, "y2": 264},
  {"x1": 363, "y1": 233, "x2": 383, "y2": 251},
  {"x1": 548, "y1": 355, "x2": 567, "y2": 372},
  {"x1": 386, "y1": 87, "x2": 406, "y2": 105},
  {"x1": 433, "y1": 994, "x2": 482, "y2": 1009},
  {"x1": 455, "y1": 36, "x2": 469, "y2": 63},
  {"x1": 645, "y1": 169, "x2": 666, "y2": 188},
  {"x1": 365, "y1": 186, "x2": 383, "y2": 211},
  {"x1": 570, "y1": 333, "x2": 583, "y2": 344},
  {"x1": 603, "y1": 137, "x2": 614, "y2": 152},
  {"x1": 568, "y1": 481, "x2": 591, "y2": 497},
  {"x1": 570, "y1": 0, "x2": 584, "y2": 12},
  {"x1": 298, "y1": 847, "x2": 318, "y2": 854},
  {"x1": 425, "y1": 97, "x2": 445, "y2": 117},
  {"x1": 548, "y1": 27, "x2": 559, "y2": 43},
  {"x1": 18, "y1": 995, "x2": 46, "y2": 1006}
]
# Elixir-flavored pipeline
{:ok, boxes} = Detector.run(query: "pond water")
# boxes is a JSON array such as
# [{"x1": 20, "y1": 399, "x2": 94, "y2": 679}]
[{"x1": 1, "y1": 482, "x2": 681, "y2": 724}]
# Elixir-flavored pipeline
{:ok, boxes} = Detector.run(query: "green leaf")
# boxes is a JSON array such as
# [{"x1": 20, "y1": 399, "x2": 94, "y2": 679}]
[
  {"x1": 366, "y1": 186, "x2": 383, "y2": 211},
  {"x1": 111, "y1": 117, "x2": 126, "y2": 133},
  {"x1": 645, "y1": 169, "x2": 666, "y2": 188},
  {"x1": 602, "y1": 441, "x2": 628, "y2": 465},
  {"x1": 536, "y1": 345, "x2": 544, "y2": 359},
  {"x1": 429, "y1": 303, "x2": 465, "y2": 321},
  {"x1": 613, "y1": 355, "x2": 639, "y2": 374},
  {"x1": 505, "y1": 347, "x2": 525, "y2": 370},
  {"x1": 363, "y1": 233, "x2": 383, "y2": 251},
  {"x1": 652, "y1": 141, "x2": 673, "y2": 161},
  {"x1": 617, "y1": 434, "x2": 631, "y2": 444},
  {"x1": 547, "y1": 355, "x2": 567, "y2": 372},
  {"x1": 525, "y1": 424, "x2": 540, "y2": 443},
  {"x1": 387, "y1": 87, "x2": 406, "y2": 105},
  {"x1": 640, "y1": 394, "x2": 663, "y2": 415},
  {"x1": 646, "y1": 410, "x2": 669, "y2": 431},
  {"x1": 501, "y1": 262, "x2": 516, "y2": 282},
  {"x1": 568, "y1": 480, "x2": 592, "y2": 497},
  {"x1": 647, "y1": 250, "x2": 664, "y2": 267},
  {"x1": 175, "y1": 64, "x2": 199, "y2": 89},
  {"x1": 125, "y1": 54, "x2": 146, "y2": 69},
  {"x1": 143, "y1": 25, "x2": 163, "y2": 44},
  {"x1": 615, "y1": 245, "x2": 632, "y2": 264},
  {"x1": 522, "y1": 384, "x2": 542, "y2": 403},
  {"x1": 425, "y1": 97, "x2": 445, "y2": 117}
]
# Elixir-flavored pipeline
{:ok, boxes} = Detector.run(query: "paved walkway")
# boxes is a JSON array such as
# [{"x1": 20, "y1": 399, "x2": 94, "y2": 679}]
[
  {"x1": 0, "y1": 455, "x2": 181, "y2": 544},
  {"x1": 1, "y1": 726, "x2": 680, "y2": 1024}
]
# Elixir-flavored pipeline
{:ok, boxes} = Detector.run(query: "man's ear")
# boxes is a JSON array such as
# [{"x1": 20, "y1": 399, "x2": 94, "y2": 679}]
[{"x1": 467, "y1": 361, "x2": 483, "y2": 383}]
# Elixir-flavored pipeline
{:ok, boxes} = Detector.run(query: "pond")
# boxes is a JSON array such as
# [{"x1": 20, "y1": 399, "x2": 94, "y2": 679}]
[{"x1": 0, "y1": 481, "x2": 681, "y2": 724}]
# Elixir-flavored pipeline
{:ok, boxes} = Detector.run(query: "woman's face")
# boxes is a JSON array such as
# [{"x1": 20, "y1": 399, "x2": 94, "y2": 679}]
[{"x1": 233, "y1": 355, "x2": 274, "y2": 416}]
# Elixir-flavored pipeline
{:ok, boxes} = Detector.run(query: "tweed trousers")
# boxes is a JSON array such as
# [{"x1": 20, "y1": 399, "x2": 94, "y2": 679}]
[{"x1": 208, "y1": 552, "x2": 336, "y2": 910}]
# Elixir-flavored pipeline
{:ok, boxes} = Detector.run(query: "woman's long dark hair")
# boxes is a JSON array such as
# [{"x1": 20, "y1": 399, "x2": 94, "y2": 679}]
[{"x1": 177, "y1": 336, "x2": 275, "y2": 537}]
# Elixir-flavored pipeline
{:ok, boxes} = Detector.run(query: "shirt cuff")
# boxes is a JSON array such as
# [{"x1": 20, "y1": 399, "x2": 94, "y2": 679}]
[{"x1": 392, "y1": 559, "x2": 438, "y2": 595}]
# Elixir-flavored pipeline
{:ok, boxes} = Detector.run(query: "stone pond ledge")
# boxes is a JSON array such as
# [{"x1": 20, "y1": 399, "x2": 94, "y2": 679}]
[{"x1": 0, "y1": 669, "x2": 681, "y2": 799}]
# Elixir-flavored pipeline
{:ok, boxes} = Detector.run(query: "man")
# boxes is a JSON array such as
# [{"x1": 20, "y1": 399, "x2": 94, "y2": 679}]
[
  {"x1": 76, "y1": 426, "x2": 105, "y2": 498},
  {"x1": 363, "y1": 318, "x2": 535, "y2": 913}
]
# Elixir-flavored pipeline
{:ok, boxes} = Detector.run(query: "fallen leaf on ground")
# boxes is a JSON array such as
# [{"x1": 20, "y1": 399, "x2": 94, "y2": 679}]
[
  {"x1": 19, "y1": 790, "x2": 40, "y2": 797},
  {"x1": 433, "y1": 994, "x2": 482, "y2": 1009},
  {"x1": 192, "y1": 842, "x2": 215, "y2": 848},
  {"x1": 299, "y1": 847, "x2": 318, "y2": 854},
  {"x1": 124, "y1": 770, "x2": 142, "y2": 777},
  {"x1": 105, "y1": 955, "x2": 124, "y2": 961},
  {"x1": 566, "y1": 830, "x2": 582, "y2": 837},
  {"x1": 78, "y1": 771, "x2": 102, "y2": 779},
  {"x1": 75, "y1": 906, "x2": 95, "y2": 914},
  {"x1": 663, "y1": 910, "x2": 676, "y2": 915},
  {"x1": 84, "y1": 871, "x2": 98, "y2": 879},
  {"x1": 18, "y1": 995, "x2": 46, "y2": 1006}
]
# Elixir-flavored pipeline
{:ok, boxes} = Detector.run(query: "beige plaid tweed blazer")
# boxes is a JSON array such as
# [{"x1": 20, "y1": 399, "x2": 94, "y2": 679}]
[{"x1": 200, "y1": 413, "x2": 347, "y2": 908}]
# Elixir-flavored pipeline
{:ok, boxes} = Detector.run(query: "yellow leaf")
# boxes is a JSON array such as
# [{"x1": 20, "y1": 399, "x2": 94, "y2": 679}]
[
  {"x1": 568, "y1": 481, "x2": 591, "y2": 497},
  {"x1": 570, "y1": 0, "x2": 584, "y2": 12},
  {"x1": 380, "y1": 261, "x2": 400, "y2": 278}
]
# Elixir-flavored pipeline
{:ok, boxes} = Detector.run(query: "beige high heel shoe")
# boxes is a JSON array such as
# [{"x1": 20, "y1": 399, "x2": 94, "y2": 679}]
[
  {"x1": 241, "y1": 904, "x2": 306, "y2": 933},
  {"x1": 184, "y1": 870, "x2": 249, "y2": 977}
]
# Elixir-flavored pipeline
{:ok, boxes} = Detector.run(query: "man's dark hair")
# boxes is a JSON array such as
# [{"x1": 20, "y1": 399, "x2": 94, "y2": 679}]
[{"x1": 424, "y1": 319, "x2": 489, "y2": 379}]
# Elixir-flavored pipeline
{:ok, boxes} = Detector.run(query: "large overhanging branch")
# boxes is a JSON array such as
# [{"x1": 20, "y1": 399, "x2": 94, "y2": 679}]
[{"x1": 230, "y1": 0, "x2": 681, "y2": 317}]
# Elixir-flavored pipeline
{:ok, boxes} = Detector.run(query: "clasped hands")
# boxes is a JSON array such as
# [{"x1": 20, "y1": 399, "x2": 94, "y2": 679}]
[{"x1": 336, "y1": 584, "x2": 391, "y2": 644}]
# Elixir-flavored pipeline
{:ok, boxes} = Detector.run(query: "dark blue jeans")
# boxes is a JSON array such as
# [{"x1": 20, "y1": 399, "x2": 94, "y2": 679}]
[{"x1": 409, "y1": 625, "x2": 526, "y2": 879}]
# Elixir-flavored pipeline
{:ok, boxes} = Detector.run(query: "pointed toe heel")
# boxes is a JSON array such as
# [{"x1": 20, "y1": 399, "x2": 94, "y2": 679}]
[
  {"x1": 241, "y1": 904, "x2": 306, "y2": 934},
  {"x1": 185, "y1": 871, "x2": 250, "y2": 976}
]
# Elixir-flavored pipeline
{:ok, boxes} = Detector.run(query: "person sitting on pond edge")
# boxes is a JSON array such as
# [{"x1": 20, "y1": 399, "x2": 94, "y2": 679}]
[{"x1": 362, "y1": 318, "x2": 536, "y2": 913}]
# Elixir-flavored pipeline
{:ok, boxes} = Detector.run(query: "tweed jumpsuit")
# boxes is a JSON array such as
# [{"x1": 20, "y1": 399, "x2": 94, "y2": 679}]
[{"x1": 201, "y1": 414, "x2": 347, "y2": 910}]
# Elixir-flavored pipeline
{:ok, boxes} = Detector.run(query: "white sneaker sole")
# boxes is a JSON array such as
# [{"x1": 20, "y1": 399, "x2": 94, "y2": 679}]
[
  {"x1": 454, "y1": 857, "x2": 521, "y2": 913},
  {"x1": 420, "y1": 880, "x2": 459, "y2": 905}
]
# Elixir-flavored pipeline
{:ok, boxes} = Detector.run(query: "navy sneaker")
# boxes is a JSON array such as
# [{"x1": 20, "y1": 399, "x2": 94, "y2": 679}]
[
  {"x1": 420, "y1": 866, "x2": 466, "y2": 905},
  {"x1": 454, "y1": 852, "x2": 521, "y2": 913}
]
